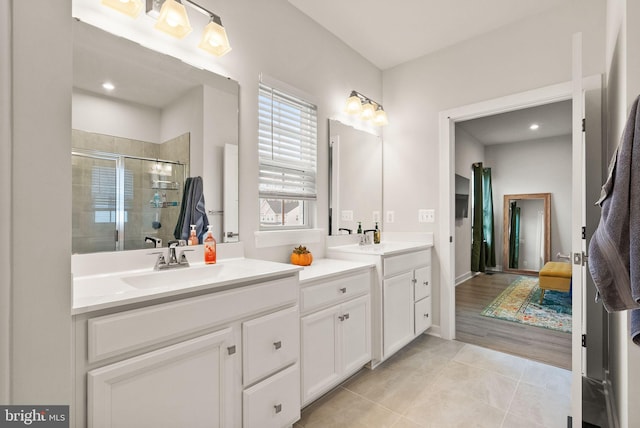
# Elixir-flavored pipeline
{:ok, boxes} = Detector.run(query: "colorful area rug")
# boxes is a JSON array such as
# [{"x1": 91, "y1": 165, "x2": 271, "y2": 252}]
[{"x1": 480, "y1": 276, "x2": 572, "y2": 333}]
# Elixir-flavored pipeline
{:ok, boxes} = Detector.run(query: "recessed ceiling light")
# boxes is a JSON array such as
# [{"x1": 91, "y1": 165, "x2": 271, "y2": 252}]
[
  {"x1": 529, "y1": 123, "x2": 539, "y2": 130},
  {"x1": 102, "y1": 82, "x2": 115, "y2": 91}
]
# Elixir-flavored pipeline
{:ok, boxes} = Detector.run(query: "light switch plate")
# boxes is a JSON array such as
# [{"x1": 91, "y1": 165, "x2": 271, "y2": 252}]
[
  {"x1": 341, "y1": 210, "x2": 353, "y2": 221},
  {"x1": 386, "y1": 211, "x2": 395, "y2": 223},
  {"x1": 419, "y1": 209, "x2": 435, "y2": 223}
]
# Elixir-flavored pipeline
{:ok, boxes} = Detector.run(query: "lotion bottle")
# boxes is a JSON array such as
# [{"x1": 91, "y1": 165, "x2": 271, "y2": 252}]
[
  {"x1": 204, "y1": 225, "x2": 216, "y2": 264},
  {"x1": 188, "y1": 224, "x2": 198, "y2": 246}
]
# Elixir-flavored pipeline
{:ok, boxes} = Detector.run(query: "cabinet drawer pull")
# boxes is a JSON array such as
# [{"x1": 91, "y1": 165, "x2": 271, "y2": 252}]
[
  {"x1": 227, "y1": 345, "x2": 236, "y2": 355},
  {"x1": 274, "y1": 404, "x2": 282, "y2": 414},
  {"x1": 339, "y1": 287, "x2": 347, "y2": 293},
  {"x1": 273, "y1": 340, "x2": 282, "y2": 350},
  {"x1": 338, "y1": 314, "x2": 350, "y2": 321},
  {"x1": 343, "y1": 313, "x2": 350, "y2": 320}
]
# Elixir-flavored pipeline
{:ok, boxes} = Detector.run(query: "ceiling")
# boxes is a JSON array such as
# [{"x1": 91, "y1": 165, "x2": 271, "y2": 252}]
[
  {"x1": 456, "y1": 100, "x2": 572, "y2": 145},
  {"x1": 287, "y1": 0, "x2": 570, "y2": 70}
]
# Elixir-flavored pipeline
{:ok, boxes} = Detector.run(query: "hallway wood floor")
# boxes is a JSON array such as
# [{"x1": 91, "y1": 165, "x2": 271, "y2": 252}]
[{"x1": 455, "y1": 272, "x2": 571, "y2": 370}]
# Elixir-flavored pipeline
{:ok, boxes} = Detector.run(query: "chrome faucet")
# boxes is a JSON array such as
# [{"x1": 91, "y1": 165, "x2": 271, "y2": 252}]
[{"x1": 151, "y1": 240, "x2": 192, "y2": 270}]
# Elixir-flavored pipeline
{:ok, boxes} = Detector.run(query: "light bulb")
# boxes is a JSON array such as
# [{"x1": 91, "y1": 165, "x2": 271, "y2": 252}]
[{"x1": 361, "y1": 102, "x2": 376, "y2": 121}]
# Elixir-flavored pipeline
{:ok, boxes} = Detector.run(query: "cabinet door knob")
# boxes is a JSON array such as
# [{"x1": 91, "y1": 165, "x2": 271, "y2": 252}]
[
  {"x1": 339, "y1": 287, "x2": 347, "y2": 293},
  {"x1": 274, "y1": 404, "x2": 282, "y2": 414},
  {"x1": 424, "y1": 281, "x2": 429, "y2": 286},
  {"x1": 424, "y1": 313, "x2": 429, "y2": 318},
  {"x1": 273, "y1": 341, "x2": 282, "y2": 350},
  {"x1": 338, "y1": 315, "x2": 344, "y2": 321},
  {"x1": 227, "y1": 345, "x2": 236, "y2": 355},
  {"x1": 343, "y1": 313, "x2": 350, "y2": 320},
  {"x1": 411, "y1": 278, "x2": 417, "y2": 284}
]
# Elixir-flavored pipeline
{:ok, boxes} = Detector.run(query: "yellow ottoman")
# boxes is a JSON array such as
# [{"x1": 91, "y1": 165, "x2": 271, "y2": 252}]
[{"x1": 538, "y1": 262, "x2": 572, "y2": 304}]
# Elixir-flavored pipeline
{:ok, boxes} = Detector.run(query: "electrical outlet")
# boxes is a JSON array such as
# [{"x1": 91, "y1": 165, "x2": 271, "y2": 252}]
[
  {"x1": 373, "y1": 211, "x2": 380, "y2": 222},
  {"x1": 418, "y1": 210, "x2": 436, "y2": 223},
  {"x1": 341, "y1": 210, "x2": 353, "y2": 221},
  {"x1": 386, "y1": 211, "x2": 395, "y2": 223}
]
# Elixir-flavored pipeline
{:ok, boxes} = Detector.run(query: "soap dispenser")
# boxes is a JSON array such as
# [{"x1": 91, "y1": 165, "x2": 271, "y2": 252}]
[
  {"x1": 356, "y1": 222, "x2": 363, "y2": 234},
  {"x1": 188, "y1": 224, "x2": 198, "y2": 246},
  {"x1": 204, "y1": 225, "x2": 216, "y2": 264},
  {"x1": 374, "y1": 222, "x2": 381, "y2": 244}
]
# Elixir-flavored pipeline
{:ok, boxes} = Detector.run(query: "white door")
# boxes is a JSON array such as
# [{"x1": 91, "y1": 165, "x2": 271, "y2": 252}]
[
  {"x1": 340, "y1": 295, "x2": 371, "y2": 375},
  {"x1": 570, "y1": 32, "x2": 585, "y2": 428},
  {"x1": 300, "y1": 305, "x2": 340, "y2": 405},
  {"x1": 88, "y1": 328, "x2": 236, "y2": 428},
  {"x1": 383, "y1": 272, "x2": 414, "y2": 357}
]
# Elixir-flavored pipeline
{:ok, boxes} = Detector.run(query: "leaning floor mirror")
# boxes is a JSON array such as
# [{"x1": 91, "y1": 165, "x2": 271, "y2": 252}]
[{"x1": 502, "y1": 193, "x2": 551, "y2": 274}]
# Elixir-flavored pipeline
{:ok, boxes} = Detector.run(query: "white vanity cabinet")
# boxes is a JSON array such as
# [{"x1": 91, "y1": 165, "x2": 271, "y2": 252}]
[
  {"x1": 327, "y1": 243, "x2": 432, "y2": 368},
  {"x1": 73, "y1": 271, "x2": 300, "y2": 428},
  {"x1": 299, "y1": 262, "x2": 373, "y2": 406}
]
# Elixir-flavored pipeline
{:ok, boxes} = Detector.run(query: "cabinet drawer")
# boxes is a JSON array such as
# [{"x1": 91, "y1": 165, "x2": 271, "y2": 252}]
[
  {"x1": 413, "y1": 266, "x2": 431, "y2": 301},
  {"x1": 243, "y1": 364, "x2": 300, "y2": 428},
  {"x1": 383, "y1": 250, "x2": 430, "y2": 278},
  {"x1": 88, "y1": 275, "x2": 298, "y2": 363},
  {"x1": 414, "y1": 296, "x2": 432, "y2": 335},
  {"x1": 243, "y1": 306, "x2": 299, "y2": 386},
  {"x1": 300, "y1": 270, "x2": 371, "y2": 313}
]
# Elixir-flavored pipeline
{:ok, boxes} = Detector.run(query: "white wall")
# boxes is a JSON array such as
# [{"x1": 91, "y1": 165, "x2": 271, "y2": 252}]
[
  {"x1": 72, "y1": 90, "x2": 162, "y2": 143},
  {"x1": 485, "y1": 136, "x2": 572, "y2": 269},
  {"x1": 383, "y1": 0, "x2": 605, "y2": 328},
  {"x1": 454, "y1": 127, "x2": 484, "y2": 282},
  {"x1": 8, "y1": 0, "x2": 73, "y2": 404}
]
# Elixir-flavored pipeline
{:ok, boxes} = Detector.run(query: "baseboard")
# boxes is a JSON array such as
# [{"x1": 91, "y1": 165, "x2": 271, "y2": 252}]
[
  {"x1": 603, "y1": 372, "x2": 619, "y2": 428},
  {"x1": 426, "y1": 325, "x2": 441, "y2": 337},
  {"x1": 455, "y1": 271, "x2": 477, "y2": 286}
]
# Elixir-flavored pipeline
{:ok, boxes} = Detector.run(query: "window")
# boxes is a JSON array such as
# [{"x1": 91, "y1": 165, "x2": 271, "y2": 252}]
[{"x1": 258, "y1": 81, "x2": 317, "y2": 229}]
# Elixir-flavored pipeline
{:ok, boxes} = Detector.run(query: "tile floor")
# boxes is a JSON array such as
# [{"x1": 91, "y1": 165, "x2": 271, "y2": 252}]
[{"x1": 295, "y1": 335, "x2": 572, "y2": 428}]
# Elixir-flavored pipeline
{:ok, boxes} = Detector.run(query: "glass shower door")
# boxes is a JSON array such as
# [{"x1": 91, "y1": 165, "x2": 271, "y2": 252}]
[{"x1": 72, "y1": 153, "x2": 119, "y2": 253}]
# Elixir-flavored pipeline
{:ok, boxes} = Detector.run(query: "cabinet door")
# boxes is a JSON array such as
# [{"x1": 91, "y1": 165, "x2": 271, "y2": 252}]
[
  {"x1": 383, "y1": 272, "x2": 414, "y2": 358},
  {"x1": 88, "y1": 328, "x2": 236, "y2": 428},
  {"x1": 340, "y1": 294, "x2": 371, "y2": 376},
  {"x1": 414, "y1": 296, "x2": 432, "y2": 335},
  {"x1": 301, "y1": 306, "x2": 340, "y2": 405},
  {"x1": 413, "y1": 266, "x2": 431, "y2": 301}
]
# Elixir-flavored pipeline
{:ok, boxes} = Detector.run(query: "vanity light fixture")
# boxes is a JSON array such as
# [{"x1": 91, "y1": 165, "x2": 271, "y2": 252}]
[
  {"x1": 140, "y1": 0, "x2": 232, "y2": 56},
  {"x1": 344, "y1": 90, "x2": 388, "y2": 126},
  {"x1": 101, "y1": 0, "x2": 144, "y2": 17},
  {"x1": 198, "y1": 13, "x2": 232, "y2": 56},
  {"x1": 154, "y1": 0, "x2": 192, "y2": 39}
]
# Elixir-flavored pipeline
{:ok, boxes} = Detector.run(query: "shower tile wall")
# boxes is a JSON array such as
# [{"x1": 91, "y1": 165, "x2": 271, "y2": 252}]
[{"x1": 72, "y1": 130, "x2": 189, "y2": 254}]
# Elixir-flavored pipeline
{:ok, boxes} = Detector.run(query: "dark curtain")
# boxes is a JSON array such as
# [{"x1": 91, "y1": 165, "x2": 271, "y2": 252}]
[{"x1": 470, "y1": 162, "x2": 496, "y2": 272}]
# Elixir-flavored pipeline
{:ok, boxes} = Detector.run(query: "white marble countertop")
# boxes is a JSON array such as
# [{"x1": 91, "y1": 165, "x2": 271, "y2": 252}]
[
  {"x1": 298, "y1": 258, "x2": 375, "y2": 285},
  {"x1": 73, "y1": 257, "x2": 302, "y2": 315},
  {"x1": 327, "y1": 241, "x2": 432, "y2": 256}
]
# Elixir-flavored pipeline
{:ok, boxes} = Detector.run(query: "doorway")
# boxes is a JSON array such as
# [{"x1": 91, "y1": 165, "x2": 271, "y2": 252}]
[{"x1": 453, "y1": 99, "x2": 573, "y2": 369}]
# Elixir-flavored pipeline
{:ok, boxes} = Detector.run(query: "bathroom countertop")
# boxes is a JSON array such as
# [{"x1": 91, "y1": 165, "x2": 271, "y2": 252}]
[
  {"x1": 298, "y1": 258, "x2": 375, "y2": 285},
  {"x1": 327, "y1": 241, "x2": 432, "y2": 257},
  {"x1": 73, "y1": 257, "x2": 302, "y2": 315}
]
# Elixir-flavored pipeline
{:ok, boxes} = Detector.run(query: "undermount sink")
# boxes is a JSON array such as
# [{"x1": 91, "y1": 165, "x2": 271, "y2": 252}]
[{"x1": 122, "y1": 264, "x2": 224, "y2": 289}]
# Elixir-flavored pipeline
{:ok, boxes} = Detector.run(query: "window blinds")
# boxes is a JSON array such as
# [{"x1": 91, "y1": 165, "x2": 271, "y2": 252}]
[{"x1": 258, "y1": 82, "x2": 317, "y2": 201}]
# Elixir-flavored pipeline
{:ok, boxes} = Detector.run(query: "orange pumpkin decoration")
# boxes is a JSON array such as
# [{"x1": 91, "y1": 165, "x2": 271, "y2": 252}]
[{"x1": 291, "y1": 245, "x2": 313, "y2": 266}]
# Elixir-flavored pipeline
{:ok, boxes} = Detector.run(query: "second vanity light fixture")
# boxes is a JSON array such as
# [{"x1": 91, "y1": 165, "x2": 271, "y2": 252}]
[
  {"x1": 101, "y1": 0, "x2": 232, "y2": 57},
  {"x1": 344, "y1": 90, "x2": 388, "y2": 126}
]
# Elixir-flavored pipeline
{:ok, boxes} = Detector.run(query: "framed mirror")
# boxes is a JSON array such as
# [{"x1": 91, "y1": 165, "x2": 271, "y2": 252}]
[
  {"x1": 72, "y1": 20, "x2": 239, "y2": 254},
  {"x1": 328, "y1": 119, "x2": 382, "y2": 235},
  {"x1": 503, "y1": 193, "x2": 551, "y2": 274}
]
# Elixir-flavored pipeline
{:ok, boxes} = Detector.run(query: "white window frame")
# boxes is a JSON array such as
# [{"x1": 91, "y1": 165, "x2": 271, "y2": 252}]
[{"x1": 258, "y1": 76, "x2": 317, "y2": 230}]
